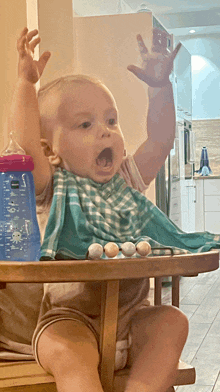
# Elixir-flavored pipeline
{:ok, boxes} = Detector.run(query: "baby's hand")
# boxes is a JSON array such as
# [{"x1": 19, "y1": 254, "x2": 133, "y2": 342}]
[
  {"x1": 17, "y1": 27, "x2": 51, "y2": 83},
  {"x1": 127, "y1": 34, "x2": 181, "y2": 88}
]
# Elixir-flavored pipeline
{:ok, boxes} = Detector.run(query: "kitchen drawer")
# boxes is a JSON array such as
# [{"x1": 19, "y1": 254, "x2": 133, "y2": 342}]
[
  {"x1": 205, "y1": 196, "x2": 220, "y2": 212},
  {"x1": 204, "y1": 179, "x2": 220, "y2": 195},
  {"x1": 205, "y1": 212, "x2": 220, "y2": 234}
]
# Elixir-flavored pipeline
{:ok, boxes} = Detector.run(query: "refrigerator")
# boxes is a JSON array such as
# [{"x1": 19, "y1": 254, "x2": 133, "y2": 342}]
[{"x1": 168, "y1": 44, "x2": 196, "y2": 232}]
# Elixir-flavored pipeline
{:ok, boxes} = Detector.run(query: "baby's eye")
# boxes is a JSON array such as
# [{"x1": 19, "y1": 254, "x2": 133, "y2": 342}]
[
  {"x1": 108, "y1": 118, "x2": 116, "y2": 126},
  {"x1": 80, "y1": 122, "x2": 91, "y2": 129}
]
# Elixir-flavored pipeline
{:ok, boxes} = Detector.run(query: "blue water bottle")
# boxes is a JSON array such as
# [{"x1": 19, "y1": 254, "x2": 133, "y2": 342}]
[{"x1": 0, "y1": 132, "x2": 41, "y2": 261}]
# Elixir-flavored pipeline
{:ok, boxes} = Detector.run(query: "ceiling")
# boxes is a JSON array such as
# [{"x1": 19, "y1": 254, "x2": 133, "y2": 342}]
[
  {"x1": 124, "y1": 0, "x2": 220, "y2": 38},
  {"x1": 73, "y1": 0, "x2": 220, "y2": 39}
]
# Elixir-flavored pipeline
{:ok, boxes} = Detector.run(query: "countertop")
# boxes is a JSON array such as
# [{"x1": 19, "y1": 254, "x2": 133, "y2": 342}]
[
  {"x1": 184, "y1": 176, "x2": 220, "y2": 180},
  {"x1": 193, "y1": 175, "x2": 220, "y2": 180}
]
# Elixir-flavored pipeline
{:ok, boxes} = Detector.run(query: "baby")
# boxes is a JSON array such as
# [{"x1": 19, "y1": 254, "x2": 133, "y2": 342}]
[{"x1": 4, "y1": 27, "x2": 194, "y2": 392}]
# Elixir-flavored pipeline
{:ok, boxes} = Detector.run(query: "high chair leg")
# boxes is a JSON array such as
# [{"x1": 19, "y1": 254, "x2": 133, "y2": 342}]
[
  {"x1": 154, "y1": 277, "x2": 162, "y2": 305},
  {"x1": 172, "y1": 276, "x2": 180, "y2": 307},
  {"x1": 100, "y1": 280, "x2": 120, "y2": 392}
]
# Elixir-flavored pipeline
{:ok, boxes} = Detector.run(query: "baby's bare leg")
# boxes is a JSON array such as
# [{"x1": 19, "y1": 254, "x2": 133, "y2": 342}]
[
  {"x1": 126, "y1": 305, "x2": 188, "y2": 392},
  {"x1": 37, "y1": 320, "x2": 103, "y2": 392}
]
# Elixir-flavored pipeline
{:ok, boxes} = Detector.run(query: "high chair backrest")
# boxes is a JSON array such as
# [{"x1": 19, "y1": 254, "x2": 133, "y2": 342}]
[{"x1": 0, "y1": 251, "x2": 219, "y2": 392}]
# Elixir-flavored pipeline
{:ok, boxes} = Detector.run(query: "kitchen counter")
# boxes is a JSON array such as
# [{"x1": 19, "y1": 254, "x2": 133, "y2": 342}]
[
  {"x1": 194, "y1": 175, "x2": 220, "y2": 180},
  {"x1": 184, "y1": 175, "x2": 220, "y2": 180}
]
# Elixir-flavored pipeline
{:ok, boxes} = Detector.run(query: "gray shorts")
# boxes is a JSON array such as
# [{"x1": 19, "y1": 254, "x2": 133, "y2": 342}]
[
  {"x1": 33, "y1": 311, "x2": 132, "y2": 371},
  {"x1": 32, "y1": 279, "x2": 149, "y2": 371},
  {"x1": 0, "y1": 279, "x2": 149, "y2": 370}
]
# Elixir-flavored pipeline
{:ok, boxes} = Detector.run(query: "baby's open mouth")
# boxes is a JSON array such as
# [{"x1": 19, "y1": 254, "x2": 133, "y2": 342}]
[{"x1": 96, "y1": 148, "x2": 113, "y2": 169}]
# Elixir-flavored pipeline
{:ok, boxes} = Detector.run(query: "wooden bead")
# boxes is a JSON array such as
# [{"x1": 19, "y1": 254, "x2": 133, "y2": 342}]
[
  {"x1": 121, "y1": 242, "x2": 136, "y2": 257},
  {"x1": 104, "y1": 242, "x2": 119, "y2": 258},
  {"x1": 136, "y1": 241, "x2": 151, "y2": 256},
  {"x1": 88, "y1": 243, "x2": 103, "y2": 259}
]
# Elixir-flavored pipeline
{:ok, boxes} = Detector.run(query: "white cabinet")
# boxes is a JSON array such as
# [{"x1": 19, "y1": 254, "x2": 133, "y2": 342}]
[
  {"x1": 169, "y1": 179, "x2": 196, "y2": 232},
  {"x1": 169, "y1": 181, "x2": 181, "y2": 227},
  {"x1": 195, "y1": 179, "x2": 204, "y2": 231},
  {"x1": 172, "y1": 178, "x2": 220, "y2": 234},
  {"x1": 180, "y1": 179, "x2": 196, "y2": 233},
  {"x1": 195, "y1": 178, "x2": 220, "y2": 234},
  {"x1": 204, "y1": 179, "x2": 220, "y2": 233}
]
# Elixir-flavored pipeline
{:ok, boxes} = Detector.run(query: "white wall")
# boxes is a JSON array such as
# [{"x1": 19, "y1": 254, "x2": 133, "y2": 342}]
[
  {"x1": 37, "y1": 0, "x2": 76, "y2": 86},
  {"x1": 191, "y1": 55, "x2": 220, "y2": 120},
  {"x1": 0, "y1": 0, "x2": 27, "y2": 151},
  {"x1": 174, "y1": 44, "x2": 192, "y2": 116},
  {"x1": 175, "y1": 36, "x2": 220, "y2": 120},
  {"x1": 74, "y1": 13, "x2": 152, "y2": 156}
]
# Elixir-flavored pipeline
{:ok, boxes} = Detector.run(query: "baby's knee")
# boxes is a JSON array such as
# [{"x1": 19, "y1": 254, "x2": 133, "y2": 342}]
[
  {"x1": 161, "y1": 305, "x2": 188, "y2": 330},
  {"x1": 128, "y1": 305, "x2": 188, "y2": 368},
  {"x1": 36, "y1": 320, "x2": 100, "y2": 375},
  {"x1": 131, "y1": 305, "x2": 188, "y2": 346},
  {"x1": 156, "y1": 305, "x2": 189, "y2": 345}
]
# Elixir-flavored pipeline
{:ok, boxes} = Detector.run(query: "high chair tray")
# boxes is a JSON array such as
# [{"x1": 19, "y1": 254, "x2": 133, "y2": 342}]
[{"x1": 0, "y1": 251, "x2": 218, "y2": 283}]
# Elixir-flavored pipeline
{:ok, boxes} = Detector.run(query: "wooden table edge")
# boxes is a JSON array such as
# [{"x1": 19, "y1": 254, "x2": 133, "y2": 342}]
[{"x1": 0, "y1": 251, "x2": 218, "y2": 283}]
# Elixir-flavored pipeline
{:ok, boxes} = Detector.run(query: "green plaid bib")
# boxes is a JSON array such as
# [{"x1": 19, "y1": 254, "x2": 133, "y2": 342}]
[{"x1": 40, "y1": 168, "x2": 220, "y2": 260}]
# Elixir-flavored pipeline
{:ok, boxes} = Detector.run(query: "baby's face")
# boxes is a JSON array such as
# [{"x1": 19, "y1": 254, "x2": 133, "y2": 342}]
[{"x1": 51, "y1": 82, "x2": 125, "y2": 183}]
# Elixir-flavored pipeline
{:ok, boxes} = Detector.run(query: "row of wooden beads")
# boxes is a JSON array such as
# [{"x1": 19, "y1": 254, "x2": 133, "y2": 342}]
[{"x1": 88, "y1": 241, "x2": 151, "y2": 259}]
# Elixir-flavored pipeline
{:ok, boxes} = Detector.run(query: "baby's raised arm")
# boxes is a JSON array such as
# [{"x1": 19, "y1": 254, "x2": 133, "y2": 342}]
[
  {"x1": 8, "y1": 28, "x2": 51, "y2": 195},
  {"x1": 128, "y1": 35, "x2": 181, "y2": 186}
]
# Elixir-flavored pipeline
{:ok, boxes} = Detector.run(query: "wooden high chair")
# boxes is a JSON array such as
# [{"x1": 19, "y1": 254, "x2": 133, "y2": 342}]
[{"x1": 0, "y1": 250, "x2": 219, "y2": 392}]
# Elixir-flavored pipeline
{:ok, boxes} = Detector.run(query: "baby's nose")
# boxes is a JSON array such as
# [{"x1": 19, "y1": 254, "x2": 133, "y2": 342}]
[{"x1": 97, "y1": 122, "x2": 111, "y2": 138}]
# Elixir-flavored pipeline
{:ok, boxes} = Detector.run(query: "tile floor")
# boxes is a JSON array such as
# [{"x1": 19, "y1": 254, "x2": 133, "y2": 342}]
[{"x1": 149, "y1": 266, "x2": 220, "y2": 391}]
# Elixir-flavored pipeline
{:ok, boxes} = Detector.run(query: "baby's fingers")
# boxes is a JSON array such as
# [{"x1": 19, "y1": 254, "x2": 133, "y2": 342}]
[
  {"x1": 17, "y1": 28, "x2": 28, "y2": 53},
  {"x1": 17, "y1": 35, "x2": 27, "y2": 58},
  {"x1": 137, "y1": 34, "x2": 148, "y2": 55},
  {"x1": 17, "y1": 28, "x2": 39, "y2": 57},
  {"x1": 26, "y1": 29, "x2": 39, "y2": 43},
  {"x1": 29, "y1": 37, "x2": 41, "y2": 53},
  {"x1": 170, "y1": 42, "x2": 182, "y2": 61},
  {"x1": 37, "y1": 51, "x2": 51, "y2": 76},
  {"x1": 19, "y1": 27, "x2": 28, "y2": 39},
  {"x1": 127, "y1": 64, "x2": 151, "y2": 84}
]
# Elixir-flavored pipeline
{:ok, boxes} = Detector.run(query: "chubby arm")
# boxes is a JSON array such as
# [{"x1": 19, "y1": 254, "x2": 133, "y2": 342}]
[
  {"x1": 133, "y1": 82, "x2": 175, "y2": 186},
  {"x1": 128, "y1": 35, "x2": 181, "y2": 186},
  {"x1": 8, "y1": 28, "x2": 51, "y2": 195}
]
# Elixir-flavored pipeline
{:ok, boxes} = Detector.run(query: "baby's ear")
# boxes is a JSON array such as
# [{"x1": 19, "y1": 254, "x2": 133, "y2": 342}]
[
  {"x1": 40, "y1": 139, "x2": 52, "y2": 157},
  {"x1": 40, "y1": 138, "x2": 61, "y2": 166}
]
